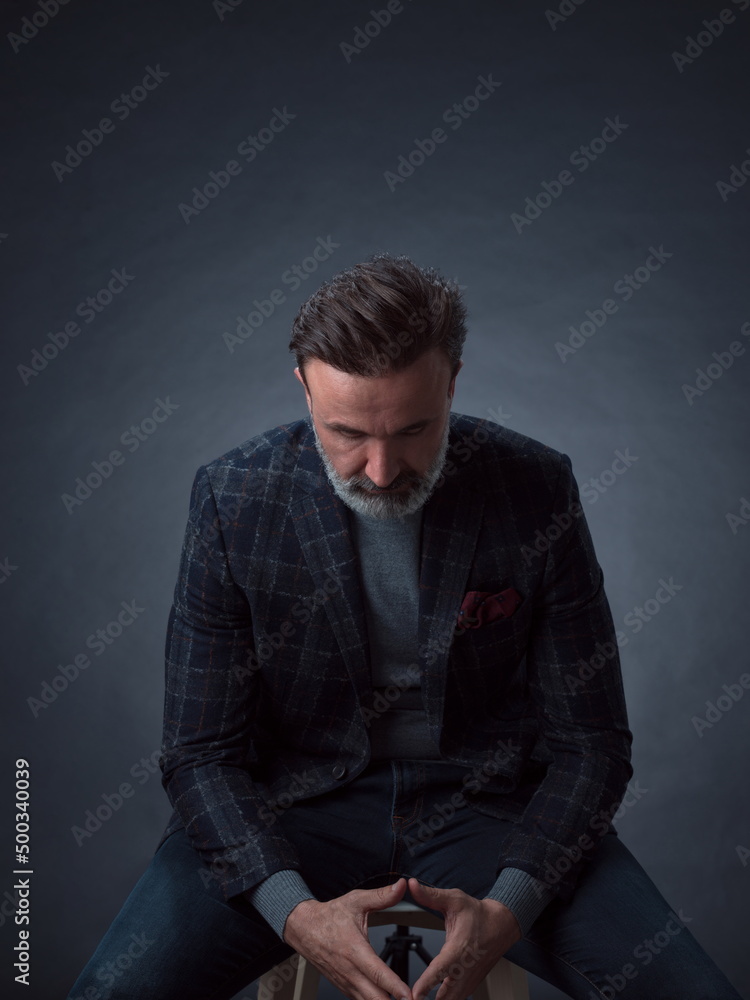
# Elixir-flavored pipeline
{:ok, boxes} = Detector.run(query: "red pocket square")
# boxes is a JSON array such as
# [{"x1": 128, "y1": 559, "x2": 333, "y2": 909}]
[{"x1": 458, "y1": 587, "x2": 522, "y2": 628}]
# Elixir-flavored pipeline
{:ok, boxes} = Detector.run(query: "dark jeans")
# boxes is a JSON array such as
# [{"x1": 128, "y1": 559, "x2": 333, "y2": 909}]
[{"x1": 66, "y1": 759, "x2": 744, "y2": 1000}]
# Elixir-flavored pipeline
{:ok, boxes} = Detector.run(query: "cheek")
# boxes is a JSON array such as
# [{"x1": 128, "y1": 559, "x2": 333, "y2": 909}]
[
  {"x1": 408, "y1": 431, "x2": 442, "y2": 472},
  {"x1": 324, "y1": 439, "x2": 362, "y2": 478}
]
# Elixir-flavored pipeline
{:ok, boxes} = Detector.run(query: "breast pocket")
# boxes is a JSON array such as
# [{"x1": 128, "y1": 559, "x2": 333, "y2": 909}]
[
  {"x1": 459, "y1": 591, "x2": 530, "y2": 650},
  {"x1": 463, "y1": 619, "x2": 529, "y2": 664}
]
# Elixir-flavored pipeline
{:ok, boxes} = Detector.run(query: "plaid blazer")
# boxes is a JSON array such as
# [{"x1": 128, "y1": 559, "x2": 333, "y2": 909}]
[{"x1": 157, "y1": 412, "x2": 633, "y2": 904}]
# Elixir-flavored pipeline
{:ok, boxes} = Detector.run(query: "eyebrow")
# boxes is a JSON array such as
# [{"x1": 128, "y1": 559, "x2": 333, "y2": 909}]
[{"x1": 324, "y1": 417, "x2": 436, "y2": 435}]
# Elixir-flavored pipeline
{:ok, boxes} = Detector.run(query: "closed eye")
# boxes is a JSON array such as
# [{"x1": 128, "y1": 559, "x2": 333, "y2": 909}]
[{"x1": 335, "y1": 425, "x2": 427, "y2": 438}]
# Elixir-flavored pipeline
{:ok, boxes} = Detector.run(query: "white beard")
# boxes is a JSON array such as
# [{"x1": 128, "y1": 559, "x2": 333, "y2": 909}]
[{"x1": 311, "y1": 416, "x2": 450, "y2": 520}]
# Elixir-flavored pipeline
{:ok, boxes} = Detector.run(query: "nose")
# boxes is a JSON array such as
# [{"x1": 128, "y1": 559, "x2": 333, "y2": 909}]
[{"x1": 364, "y1": 439, "x2": 402, "y2": 488}]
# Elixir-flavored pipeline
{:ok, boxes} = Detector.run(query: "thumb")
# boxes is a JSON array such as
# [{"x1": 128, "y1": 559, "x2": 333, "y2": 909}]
[
  {"x1": 362, "y1": 876, "x2": 408, "y2": 913},
  {"x1": 408, "y1": 877, "x2": 446, "y2": 909}
]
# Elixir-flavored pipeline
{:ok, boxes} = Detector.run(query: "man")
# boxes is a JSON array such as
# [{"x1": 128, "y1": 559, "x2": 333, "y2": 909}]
[{"x1": 67, "y1": 254, "x2": 743, "y2": 1000}]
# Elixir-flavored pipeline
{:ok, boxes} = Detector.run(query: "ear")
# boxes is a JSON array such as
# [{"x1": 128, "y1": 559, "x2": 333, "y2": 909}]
[
  {"x1": 448, "y1": 360, "x2": 463, "y2": 400},
  {"x1": 294, "y1": 367, "x2": 312, "y2": 412}
]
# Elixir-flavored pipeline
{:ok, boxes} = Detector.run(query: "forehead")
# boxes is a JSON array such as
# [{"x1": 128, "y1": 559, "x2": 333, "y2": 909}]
[{"x1": 304, "y1": 349, "x2": 451, "y2": 421}]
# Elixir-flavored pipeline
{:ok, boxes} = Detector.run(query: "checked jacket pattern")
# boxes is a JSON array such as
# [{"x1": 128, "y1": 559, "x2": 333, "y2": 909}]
[{"x1": 157, "y1": 412, "x2": 633, "y2": 904}]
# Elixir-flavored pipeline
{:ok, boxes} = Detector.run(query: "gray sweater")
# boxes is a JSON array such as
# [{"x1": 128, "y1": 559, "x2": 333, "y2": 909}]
[{"x1": 245, "y1": 506, "x2": 556, "y2": 938}]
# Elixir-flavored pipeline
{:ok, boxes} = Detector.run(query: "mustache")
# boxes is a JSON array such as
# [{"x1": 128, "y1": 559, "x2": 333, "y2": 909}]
[{"x1": 345, "y1": 471, "x2": 423, "y2": 492}]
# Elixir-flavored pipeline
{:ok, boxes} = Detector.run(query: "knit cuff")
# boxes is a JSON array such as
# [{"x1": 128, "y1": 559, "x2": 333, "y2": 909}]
[
  {"x1": 483, "y1": 866, "x2": 556, "y2": 936},
  {"x1": 244, "y1": 868, "x2": 317, "y2": 940}
]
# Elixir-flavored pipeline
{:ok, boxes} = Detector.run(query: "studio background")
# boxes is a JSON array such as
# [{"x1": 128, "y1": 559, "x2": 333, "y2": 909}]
[{"x1": 1, "y1": 0, "x2": 748, "y2": 997}]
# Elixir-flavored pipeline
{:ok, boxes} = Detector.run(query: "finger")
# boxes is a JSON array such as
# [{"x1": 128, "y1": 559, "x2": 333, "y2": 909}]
[
  {"x1": 407, "y1": 877, "x2": 450, "y2": 912},
  {"x1": 434, "y1": 975, "x2": 462, "y2": 1000},
  {"x1": 414, "y1": 958, "x2": 474, "y2": 1000},
  {"x1": 322, "y1": 957, "x2": 410, "y2": 1000},
  {"x1": 358, "y1": 877, "x2": 408, "y2": 913},
  {"x1": 411, "y1": 945, "x2": 455, "y2": 1000},
  {"x1": 301, "y1": 931, "x2": 412, "y2": 1000},
  {"x1": 355, "y1": 941, "x2": 413, "y2": 1000}
]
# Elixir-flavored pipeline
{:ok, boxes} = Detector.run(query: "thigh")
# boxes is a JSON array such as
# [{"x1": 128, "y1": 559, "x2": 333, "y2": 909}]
[
  {"x1": 508, "y1": 831, "x2": 745, "y2": 1000},
  {"x1": 393, "y1": 765, "x2": 743, "y2": 999},
  {"x1": 66, "y1": 828, "x2": 293, "y2": 1000},
  {"x1": 67, "y1": 760, "x2": 399, "y2": 1000}
]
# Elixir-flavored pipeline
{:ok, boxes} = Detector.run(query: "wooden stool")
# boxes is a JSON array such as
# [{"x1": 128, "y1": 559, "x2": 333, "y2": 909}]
[{"x1": 258, "y1": 901, "x2": 529, "y2": 1000}]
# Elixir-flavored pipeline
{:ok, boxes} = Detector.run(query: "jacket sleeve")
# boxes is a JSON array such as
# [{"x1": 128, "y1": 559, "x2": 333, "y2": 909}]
[
  {"x1": 498, "y1": 452, "x2": 633, "y2": 903},
  {"x1": 159, "y1": 464, "x2": 302, "y2": 901}
]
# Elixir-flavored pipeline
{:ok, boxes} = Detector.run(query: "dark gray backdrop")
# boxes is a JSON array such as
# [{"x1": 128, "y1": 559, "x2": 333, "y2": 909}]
[{"x1": 1, "y1": 0, "x2": 749, "y2": 997}]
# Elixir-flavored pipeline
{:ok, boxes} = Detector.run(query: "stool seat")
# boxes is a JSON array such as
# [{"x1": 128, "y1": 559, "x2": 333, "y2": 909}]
[{"x1": 258, "y1": 902, "x2": 529, "y2": 1000}]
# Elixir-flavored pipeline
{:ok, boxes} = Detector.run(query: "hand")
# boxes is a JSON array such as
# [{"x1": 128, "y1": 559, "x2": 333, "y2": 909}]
[
  {"x1": 408, "y1": 878, "x2": 522, "y2": 1000},
  {"x1": 283, "y1": 877, "x2": 413, "y2": 1000}
]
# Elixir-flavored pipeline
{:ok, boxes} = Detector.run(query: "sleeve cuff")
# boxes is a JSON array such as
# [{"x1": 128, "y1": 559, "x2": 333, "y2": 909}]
[
  {"x1": 483, "y1": 867, "x2": 556, "y2": 936},
  {"x1": 244, "y1": 868, "x2": 317, "y2": 940}
]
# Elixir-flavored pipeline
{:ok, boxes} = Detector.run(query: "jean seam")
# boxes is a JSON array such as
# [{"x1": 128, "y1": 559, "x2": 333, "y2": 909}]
[
  {"x1": 388, "y1": 760, "x2": 400, "y2": 872},
  {"x1": 398, "y1": 761, "x2": 426, "y2": 827}
]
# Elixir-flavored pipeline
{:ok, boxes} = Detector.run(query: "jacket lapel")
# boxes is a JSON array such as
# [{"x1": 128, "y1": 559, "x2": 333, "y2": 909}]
[
  {"x1": 418, "y1": 456, "x2": 485, "y2": 739},
  {"x1": 290, "y1": 426, "x2": 372, "y2": 708},
  {"x1": 289, "y1": 417, "x2": 485, "y2": 729}
]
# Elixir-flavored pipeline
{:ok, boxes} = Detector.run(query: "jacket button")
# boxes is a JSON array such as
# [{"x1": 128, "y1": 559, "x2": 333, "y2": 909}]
[{"x1": 332, "y1": 763, "x2": 347, "y2": 780}]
